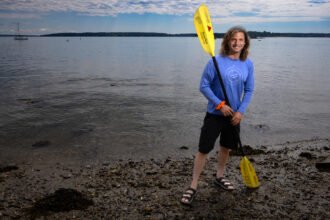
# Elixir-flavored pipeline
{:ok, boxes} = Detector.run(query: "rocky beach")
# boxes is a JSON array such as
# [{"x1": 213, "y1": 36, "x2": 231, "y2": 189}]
[{"x1": 1, "y1": 138, "x2": 329, "y2": 219}]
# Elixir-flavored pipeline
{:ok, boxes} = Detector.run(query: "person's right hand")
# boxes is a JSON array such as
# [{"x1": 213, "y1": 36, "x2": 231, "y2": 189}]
[{"x1": 220, "y1": 105, "x2": 234, "y2": 117}]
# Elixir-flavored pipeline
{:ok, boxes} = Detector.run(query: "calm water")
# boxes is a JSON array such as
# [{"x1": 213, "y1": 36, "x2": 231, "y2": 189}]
[{"x1": 0, "y1": 37, "x2": 329, "y2": 163}]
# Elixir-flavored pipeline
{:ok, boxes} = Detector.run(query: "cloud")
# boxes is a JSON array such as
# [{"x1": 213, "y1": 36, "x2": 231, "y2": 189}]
[
  {"x1": 214, "y1": 16, "x2": 325, "y2": 25},
  {"x1": 308, "y1": 0, "x2": 329, "y2": 4},
  {"x1": 0, "y1": 0, "x2": 329, "y2": 24},
  {"x1": 0, "y1": 12, "x2": 41, "y2": 19}
]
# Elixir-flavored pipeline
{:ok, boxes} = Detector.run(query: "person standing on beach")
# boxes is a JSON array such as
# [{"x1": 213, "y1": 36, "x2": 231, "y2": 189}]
[{"x1": 181, "y1": 26, "x2": 254, "y2": 205}]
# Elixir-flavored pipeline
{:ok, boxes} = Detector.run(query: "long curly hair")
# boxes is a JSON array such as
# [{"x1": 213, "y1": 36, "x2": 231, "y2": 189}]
[{"x1": 220, "y1": 26, "x2": 250, "y2": 61}]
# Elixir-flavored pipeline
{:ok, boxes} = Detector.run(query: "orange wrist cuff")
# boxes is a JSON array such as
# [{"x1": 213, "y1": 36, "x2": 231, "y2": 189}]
[{"x1": 216, "y1": 101, "x2": 226, "y2": 110}]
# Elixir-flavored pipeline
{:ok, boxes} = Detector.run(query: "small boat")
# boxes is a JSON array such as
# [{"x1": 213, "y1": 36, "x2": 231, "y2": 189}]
[{"x1": 14, "y1": 23, "x2": 28, "y2": 40}]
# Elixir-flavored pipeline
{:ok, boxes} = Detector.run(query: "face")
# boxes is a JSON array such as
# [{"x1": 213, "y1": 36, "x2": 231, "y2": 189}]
[{"x1": 228, "y1": 32, "x2": 245, "y2": 55}]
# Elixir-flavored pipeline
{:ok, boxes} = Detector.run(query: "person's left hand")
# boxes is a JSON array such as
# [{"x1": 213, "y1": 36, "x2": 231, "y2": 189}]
[{"x1": 231, "y1": 112, "x2": 243, "y2": 126}]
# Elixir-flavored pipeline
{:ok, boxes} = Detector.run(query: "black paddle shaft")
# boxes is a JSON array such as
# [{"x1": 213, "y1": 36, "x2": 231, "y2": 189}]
[{"x1": 211, "y1": 57, "x2": 245, "y2": 156}]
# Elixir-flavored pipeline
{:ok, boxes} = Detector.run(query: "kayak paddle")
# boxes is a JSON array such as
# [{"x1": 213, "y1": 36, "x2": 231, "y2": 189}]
[{"x1": 193, "y1": 4, "x2": 260, "y2": 189}]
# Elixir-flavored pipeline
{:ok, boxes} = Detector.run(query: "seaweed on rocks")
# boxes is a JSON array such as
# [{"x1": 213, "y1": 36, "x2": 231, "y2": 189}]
[
  {"x1": 26, "y1": 188, "x2": 93, "y2": 218},
  {"x1": 230, "y1": 145, "x2": 266, "y2": 156}
]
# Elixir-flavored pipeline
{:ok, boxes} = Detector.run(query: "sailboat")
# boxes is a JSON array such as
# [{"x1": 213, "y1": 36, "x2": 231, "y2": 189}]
[{"x1": 14, "y1": 23, "x2": 28, "y2": 40}]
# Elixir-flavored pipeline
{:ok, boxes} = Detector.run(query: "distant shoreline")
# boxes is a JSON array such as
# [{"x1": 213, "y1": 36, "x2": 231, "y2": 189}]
[{"x1": 1, "y1": 31, "x2": 330, "y2": 38}]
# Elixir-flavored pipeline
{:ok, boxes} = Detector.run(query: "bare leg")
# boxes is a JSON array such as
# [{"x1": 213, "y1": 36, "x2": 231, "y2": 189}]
[
  {"x1": 216, "y1": 146, "x2": 231, "y2": 178},
  {"x1": 181, "y1": 152, "x2": 208, "y2": 204},
  {"x1": 190, "y1": 152, "x2": 208, "y2": 189}
]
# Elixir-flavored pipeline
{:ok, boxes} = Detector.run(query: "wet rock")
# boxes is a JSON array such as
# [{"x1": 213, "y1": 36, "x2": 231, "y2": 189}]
[
  {"x1": 141, "y1": 205, "x2": 153, "y2": 215},
  {"x1": 231, "y1": 145, "x2": 266, "y2": 156},
  {"x1": 299, "y1": 152, "x2": 315, "y2": 160},
  {"x1": 179, "y1": 146, "x2": 189, "y2": 150},
  {"x1": 102, "y1": 161, "x2": 110, "y2": 166},
  {"x1": 61, "y1": 173, "x2": 73, "y2": 179},
  {"x1": 146, "y1": 170, "x2": 158, "y2": 175},
  {"x1": 109, "y1": 168, "x2": 121, "y2": 175},
  {"x1": 315, "y1": 156, "x2": 330, "y2": 172},
  {"x1": 71, "y1": 126, "x2": 94, "y2": 137},
  {"x1": 150, "y1": 212, "x2": 166, "y2": 220},
  {"x1": 164, "y1": 157, "x2": 172, "y2": 164},
  {"x1": 0, "y1": 165, "x2": 18, "y2": 173},
  {"x1": 32, "y1": 140, "x2": 51, "y2": 148},
  {"x1": 111, "y1": 183, "x2": 121, "y2": 188},
  {"x1": 252, "y1": 124, "x2": 270, "y2": 132}
]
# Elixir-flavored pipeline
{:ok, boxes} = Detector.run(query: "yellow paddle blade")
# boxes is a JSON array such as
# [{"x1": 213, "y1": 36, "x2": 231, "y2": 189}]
[
  {"x1": 193, "y1": 4, "x2": 215, "y2": 57},
  {"x1": 240, "y1": 156, "x2": 260, "y2": 188}
]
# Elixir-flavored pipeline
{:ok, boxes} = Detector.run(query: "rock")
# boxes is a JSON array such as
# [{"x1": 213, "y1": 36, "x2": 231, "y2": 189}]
[
  {"x1": 146, "y1": 170, "x2": 158, "y2": 175},
  {"x1": 72, "y1": 126, "x2": 94, "y2": 137},
  {"x1": 61, "y1": 173, "x2": 73, "y2": 179},
  {"x1": 142, "y1": 206, "x2": 153, "y2": 214},
  {"x1": 111, "y1": 183, "x2": 121, "y2": 188},
  {"x1": 179, "y1": 146, "x2": 189, "y2": 150},
  {"x1": 315, "y1": 156, "x2": 330, "y2": 172},
  {"x1": 0, "y1": 165, "x2": 18, "y2": 173},
  {"x1": 299, "y1": 152, "x2": 314, "y2": 160},
  {"x1": 252, "y1": 124, "x2": 270, "y2": 132},
  {"x1": 102, "y1": 161, "x2": 110, "y2": 166},
  {"x1": 164, "y1": 157, "x2": 172, "y2": 164},
  {"x1": 17, "y1": 98, "x2": 40, "y2": 105},
  {"x1": 32, "y1": 140, "x2": 51, "y2": 148},
  {"x1": 231, "y1": 145, "x2": 266, "y2": 156}
]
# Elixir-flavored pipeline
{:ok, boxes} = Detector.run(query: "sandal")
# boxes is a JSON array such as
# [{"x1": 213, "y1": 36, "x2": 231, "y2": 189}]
[
  {"x1": 214, "y1": 177, "x2": 234, "y2": 191},
  {"x1": 180, "y1": 187, "x2": 197, "y2": 205}
]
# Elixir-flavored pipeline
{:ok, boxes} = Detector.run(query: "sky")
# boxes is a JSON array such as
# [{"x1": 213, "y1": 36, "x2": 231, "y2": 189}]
[{"x1": 0, "y1": 0, "x2": 329, "y2": 35}]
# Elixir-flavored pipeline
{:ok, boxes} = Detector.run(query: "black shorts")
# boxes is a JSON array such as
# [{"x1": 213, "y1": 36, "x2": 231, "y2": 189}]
[{"x1": 198, "y1": 112, "x2": 240, "y2": 154}]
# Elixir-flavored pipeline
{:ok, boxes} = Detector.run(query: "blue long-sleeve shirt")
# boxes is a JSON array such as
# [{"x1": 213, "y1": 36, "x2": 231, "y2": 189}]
[{"x1": 200, "y1": 55, "x2": 254, "y2": 115}]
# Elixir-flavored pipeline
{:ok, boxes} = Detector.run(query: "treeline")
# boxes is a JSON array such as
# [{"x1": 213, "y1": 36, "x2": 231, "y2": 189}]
[
  {"x1": 41, "y1": 32, "x2": 197, "y2": 37},
  {"x1": 10, "y1": 31, "x2": 330, "y2": 38},
  {"x1": 247, "y1": 31, "x2": 330, "y2": 38}
]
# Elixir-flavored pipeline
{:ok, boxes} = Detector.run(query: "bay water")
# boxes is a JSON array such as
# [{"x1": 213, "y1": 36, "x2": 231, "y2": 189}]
[{"x1": 0, "y1": 37, "x2": 329, "y2": 163}]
